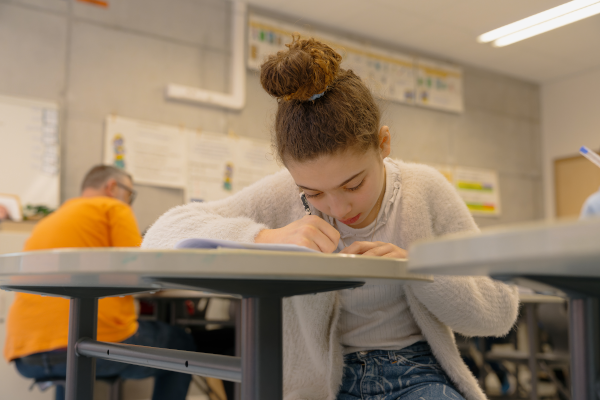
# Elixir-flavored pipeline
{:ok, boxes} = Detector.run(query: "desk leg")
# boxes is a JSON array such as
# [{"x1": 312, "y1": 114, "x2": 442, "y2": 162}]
[
  {"x1": 234, "y1": 300, "x2": 242, "y2": 400},
  {"x1": 241, "y1": 297, "x2": 282, "y2": 400},
  {"x1": 569, "y1": 297, "x2": 600, "y2": 400},
  {"x1": 526, "y1": 303, "x2": 538, "y2": 400},
  {"x1": 66, "y1": 297, "x2": 98, "y2": 400}
]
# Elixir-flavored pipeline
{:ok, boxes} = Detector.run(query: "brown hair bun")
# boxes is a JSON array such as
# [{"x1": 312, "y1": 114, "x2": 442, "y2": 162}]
[{"x1": 260, "y1": 35, "x2": 342, "y2": 101}]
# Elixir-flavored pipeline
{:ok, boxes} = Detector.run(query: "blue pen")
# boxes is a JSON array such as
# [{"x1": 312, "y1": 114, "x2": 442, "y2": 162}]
[{"x1": 580, "y1": 146, "x2": 600, "y2": 169}]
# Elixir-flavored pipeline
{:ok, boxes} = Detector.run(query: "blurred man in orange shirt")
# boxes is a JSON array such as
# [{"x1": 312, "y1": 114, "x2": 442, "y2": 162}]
[{"x1": 5, "y1": 165, "x2": 194, "y2": 400}]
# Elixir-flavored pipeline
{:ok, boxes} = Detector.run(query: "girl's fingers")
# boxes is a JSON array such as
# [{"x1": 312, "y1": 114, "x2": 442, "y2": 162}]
[
  {"x1": 308, "y1": 215, "x2": 341, "y2": 245},
  {"x1": 312, "y1": 229, "x2": 339, "y2": 253},
  {"x1": 296, "y1": 236, "x2": 323, "y2": 252},
  {"x1": 363, "y1": 244, "x2": 394, "y2": 257},
  {"x1": 340, "y1": 241, "x2": 380, "y2": 254}
]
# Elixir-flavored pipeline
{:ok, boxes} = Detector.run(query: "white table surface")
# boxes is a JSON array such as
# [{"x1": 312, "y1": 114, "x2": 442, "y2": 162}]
[
  {"x1": 0, "y1": 248, "x2": 431, "y2": 289},
  {"x1": 408, "y1": 218, "x2": 600, "y2": 277}
]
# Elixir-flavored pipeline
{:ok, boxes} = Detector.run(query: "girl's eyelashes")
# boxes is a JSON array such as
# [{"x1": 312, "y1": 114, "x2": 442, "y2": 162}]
[
  {"x1": 346, "y1": 179, "x2": 365, "y2": 192},
  {"x1": 304, "y1": 179, "x2": 365, "y2": 198}
]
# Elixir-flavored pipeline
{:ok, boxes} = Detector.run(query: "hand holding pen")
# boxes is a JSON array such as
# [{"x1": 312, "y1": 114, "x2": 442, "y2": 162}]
[{"x1": 254, "y1": 192, "x2": 339, "y2": 252}]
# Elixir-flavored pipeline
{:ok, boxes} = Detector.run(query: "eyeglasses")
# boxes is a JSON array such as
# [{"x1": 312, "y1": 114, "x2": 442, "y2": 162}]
[{"x1": 116, "y1": 182, "x2": 137, "y2": 205}]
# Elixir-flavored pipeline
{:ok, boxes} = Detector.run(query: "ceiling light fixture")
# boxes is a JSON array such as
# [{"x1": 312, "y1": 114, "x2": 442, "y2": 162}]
[{"x1": 478, "y1": 0, "x2": 600, "y2": 46}]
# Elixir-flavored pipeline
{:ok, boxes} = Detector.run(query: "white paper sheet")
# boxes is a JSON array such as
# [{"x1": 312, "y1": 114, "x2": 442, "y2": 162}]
[
  {"x1": 187, "y1": 132, "x2": 279, "y2": 202},
  {"x1": 104, "y1": 116, "x2": 188, "y2": 188}
]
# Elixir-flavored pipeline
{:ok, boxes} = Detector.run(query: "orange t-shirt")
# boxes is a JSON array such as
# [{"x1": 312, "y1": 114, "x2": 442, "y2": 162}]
[{"x1": 4, "y1": 196, "x2": 143, "y2": 361}]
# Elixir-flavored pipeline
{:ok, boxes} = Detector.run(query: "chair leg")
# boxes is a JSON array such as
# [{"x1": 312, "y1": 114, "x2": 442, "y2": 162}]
[{"x1": 108, "y1": 378, "x2": 122, "y2": 400}]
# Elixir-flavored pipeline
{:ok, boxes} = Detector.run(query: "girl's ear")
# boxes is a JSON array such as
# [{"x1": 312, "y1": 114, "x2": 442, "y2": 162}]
[{"x1": 378, "y1": 126, "x2": 391, "y2": 159}]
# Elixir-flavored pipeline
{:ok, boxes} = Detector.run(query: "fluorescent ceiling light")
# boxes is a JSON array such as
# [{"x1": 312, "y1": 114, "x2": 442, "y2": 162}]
[
  {"x1": 478, "y1": 0, "x2": 600, "y2": 45},
  {"x1": 494, "y1": 2, "x2": 600, "y2": 46}
]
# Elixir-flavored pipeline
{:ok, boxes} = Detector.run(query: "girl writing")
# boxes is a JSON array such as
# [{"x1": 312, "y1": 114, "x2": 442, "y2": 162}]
[{"x1": 143, "y1": 36, "x2": 519, "y2": 400}]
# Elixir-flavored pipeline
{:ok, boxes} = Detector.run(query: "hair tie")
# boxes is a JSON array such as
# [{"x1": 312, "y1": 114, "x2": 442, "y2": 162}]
[{"x1": 309, "y1": 87, "x2": 328, "y2": 101}]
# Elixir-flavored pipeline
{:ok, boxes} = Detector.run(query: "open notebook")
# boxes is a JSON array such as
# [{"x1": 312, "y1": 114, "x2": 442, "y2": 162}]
[{"x1": 175, "y1": 238, "x2": 319, "y2": 253}]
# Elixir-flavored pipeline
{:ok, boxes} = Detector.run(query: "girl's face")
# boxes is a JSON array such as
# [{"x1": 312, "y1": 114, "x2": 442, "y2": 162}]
[{"x1": 286, "y1": 127, "x2": 391, "y2": 229}]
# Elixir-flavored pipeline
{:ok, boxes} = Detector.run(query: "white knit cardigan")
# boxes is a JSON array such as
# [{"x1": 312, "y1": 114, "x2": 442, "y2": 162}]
[{"x1": 142, "y1": 159, "x2": 519, "y2": 400}]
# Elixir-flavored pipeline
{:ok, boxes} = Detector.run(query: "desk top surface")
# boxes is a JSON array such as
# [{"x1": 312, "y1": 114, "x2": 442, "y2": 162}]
[
  {"x1": 408, "y1": 218, "x2": 600, "y2": 278},
  {"x1": 0, "y1": 248, "x2": 431, "y2": 289}
]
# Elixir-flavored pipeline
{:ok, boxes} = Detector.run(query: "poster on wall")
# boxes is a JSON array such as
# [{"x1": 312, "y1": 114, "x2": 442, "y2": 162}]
[
  {"x1": 104, "y1": 116, "x2": 281, "y2": 202},
  {"x1": 247, "y1": 14, "x2": 417, "y2": 105},
  {"x1": 453, "y1": 167, "x2": 501, "y2": 216},
  {"x1": 415, "y1": 59, "x2": 463, "y2": 113},
  {"x1": 103, "y1": 116, "x2": 188, "y2": 189},
  {"x1": 187, "y1": 131, "x2": 279, "y2": 202},
  {"x1": 431, "y1": 165, "x2": 501, "y2": 216}
]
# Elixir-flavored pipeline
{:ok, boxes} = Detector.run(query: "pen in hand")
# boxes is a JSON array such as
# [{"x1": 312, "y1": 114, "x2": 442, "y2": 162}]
[
  {"x1": 300, "y1": 192, "x2": 312, "y2": 215},
  {"x1": 300, "y1": 192, "x2": 346, "y2": 250}
]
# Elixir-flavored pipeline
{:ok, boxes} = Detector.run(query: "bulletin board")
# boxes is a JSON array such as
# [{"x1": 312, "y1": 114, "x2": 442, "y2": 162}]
[
  {"x1": 247, "y1": 14, "x2": 463, "y2": 113},
  {"x1": 0, "y1": 94, "x2": 60, "y2": 217},
  {"x1": 104, "y1": 116, "x2": 280, "y2": 203}
]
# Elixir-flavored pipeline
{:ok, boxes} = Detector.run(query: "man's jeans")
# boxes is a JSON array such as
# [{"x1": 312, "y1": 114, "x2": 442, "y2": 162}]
[
  {"x1": 337, "y1": 341, "x2": 466, "y2": 400},
  {"x1": 14, "y1": 321, "x2": 195, "y2": 400}
]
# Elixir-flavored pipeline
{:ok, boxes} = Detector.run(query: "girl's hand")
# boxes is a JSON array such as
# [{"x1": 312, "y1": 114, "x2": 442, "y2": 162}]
[
  {"x1": 255, "y1": 215, "x2": 340, "y2": 253},
  {"x1": 340, "y1": 241, "x2": 407, "y2": 259}
]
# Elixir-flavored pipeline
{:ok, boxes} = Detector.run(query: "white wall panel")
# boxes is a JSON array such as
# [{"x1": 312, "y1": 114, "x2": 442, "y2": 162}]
[
  {"x1": 73, "y1": 0, "x2": 231, "y2": 50},
  {"x1": 0, "y1": 4, "x2": 66, "y2": 100}
]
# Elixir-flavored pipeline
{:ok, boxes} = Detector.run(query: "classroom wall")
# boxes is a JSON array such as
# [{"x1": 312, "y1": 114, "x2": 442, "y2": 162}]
[
  {"x1": 541, "y1": 67, "x2": 600, "y2": 219},
  {"x1": 0, "y1": 0, "x2": 542, "y2": 231}
]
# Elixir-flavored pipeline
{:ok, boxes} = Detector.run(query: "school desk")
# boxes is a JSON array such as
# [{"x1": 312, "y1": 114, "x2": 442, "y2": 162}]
[
  {"x1": 0, "y1": 248, "x2": 431, "y2": 400},
  {"x1": 408, "y1": 218, "x2": 600, "y2": 400}
]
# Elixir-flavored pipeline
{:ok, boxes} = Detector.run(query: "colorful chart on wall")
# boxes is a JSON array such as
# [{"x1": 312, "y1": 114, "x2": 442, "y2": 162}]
[
  {"x1": 416, "y1": 59, "x2": 463, "y2": 113},
  {"x1": 432, "y1": 165, "x2": 501, "y2": 216},
  {"x1": 247, "y1": 14, "x2": 417, "y2": 105},
  {"x1": 0, "y1": 94, "x2": 60, "y2": 216},
  {"x1": 453, "y1": 167, "x2": 500, "y2": 216}
]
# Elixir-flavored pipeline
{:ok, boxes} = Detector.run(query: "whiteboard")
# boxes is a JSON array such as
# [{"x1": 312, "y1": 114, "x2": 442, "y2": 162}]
[{"x1": 0, "y1": 95, "x2": 60, "y2": 213}]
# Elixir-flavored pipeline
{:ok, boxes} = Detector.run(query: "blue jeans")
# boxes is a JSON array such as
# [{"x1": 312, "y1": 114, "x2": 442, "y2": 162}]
[
  {"x1": 337, "y1": 342, "x2": 466, "y2": 400},
  {"x1": 14, "y1": 321, "x2": 195, "y2": 400}
]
